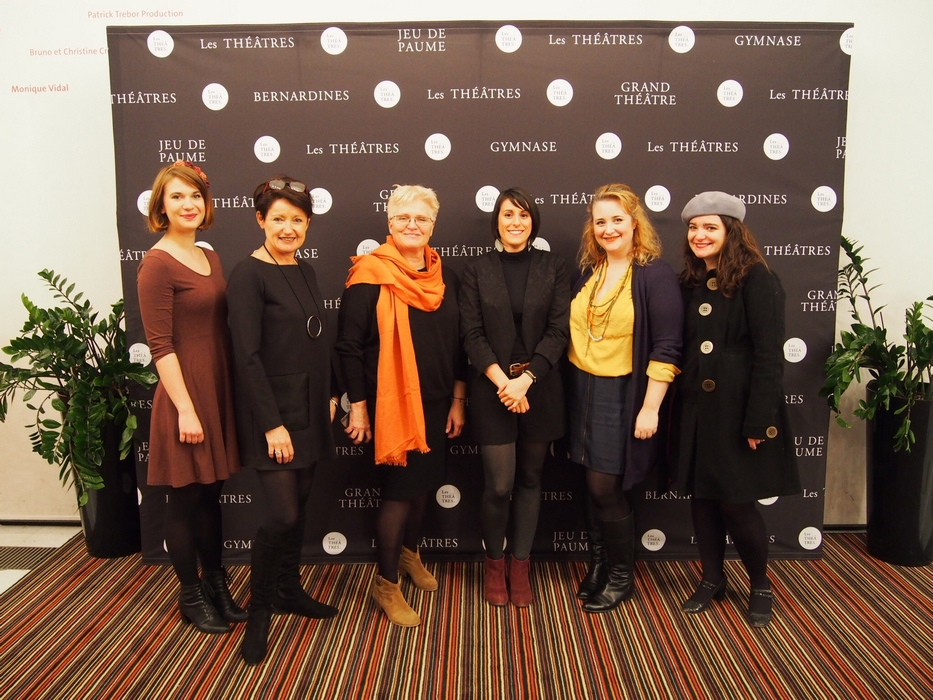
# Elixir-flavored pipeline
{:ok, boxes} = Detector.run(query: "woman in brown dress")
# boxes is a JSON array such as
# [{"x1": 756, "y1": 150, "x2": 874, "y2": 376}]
[{"x1": 137, "y1": 161, "x2": 243, "y2": 634}]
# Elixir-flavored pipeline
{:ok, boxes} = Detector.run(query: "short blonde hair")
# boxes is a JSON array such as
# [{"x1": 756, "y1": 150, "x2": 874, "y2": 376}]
[
  {"x1": 386, "y1": 184, "x2": 439, "y2": 221},
  {"x1": 578, "y1": 183, "x2": 661, "y2": 270},
  {"x1": 147, "y1": 162, "x2": 214, "y2": 233}
]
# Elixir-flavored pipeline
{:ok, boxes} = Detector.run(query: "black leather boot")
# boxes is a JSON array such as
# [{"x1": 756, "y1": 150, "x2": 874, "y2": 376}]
[
  {"x1": 241, "y1": 529, "x2": 283, "y2": 665},
  {"x1": 582, "y1": 514, "x2": 635, "y2": 613},
  {"x1": 577, "y1": 496, "x2": 607, "y2": 600},
  {"x1": 272, "y1": 522, "x2": 339, "y2": 619},
  {"x1": 203, "y1": 567, "x2": 248, "y2": 622},
  {"x1": 178, "y1": 582, "x2": 231, "y2": 634}
]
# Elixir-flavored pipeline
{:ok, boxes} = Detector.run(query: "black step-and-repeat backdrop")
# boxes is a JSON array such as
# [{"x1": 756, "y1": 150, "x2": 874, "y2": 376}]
[{"x1": 108, "y1": 21, "x2": 852, "y2": 564}]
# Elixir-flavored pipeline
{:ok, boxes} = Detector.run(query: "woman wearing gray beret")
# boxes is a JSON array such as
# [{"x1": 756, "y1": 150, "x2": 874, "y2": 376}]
[{"x1": 671, "y1": 191, "x2": 800, "y2": 627}]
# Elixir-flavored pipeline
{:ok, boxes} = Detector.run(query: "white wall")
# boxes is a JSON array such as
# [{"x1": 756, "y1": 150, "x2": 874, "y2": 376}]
[{"x1": 1, "y1": 1, "x2": 929, "y2": 522}]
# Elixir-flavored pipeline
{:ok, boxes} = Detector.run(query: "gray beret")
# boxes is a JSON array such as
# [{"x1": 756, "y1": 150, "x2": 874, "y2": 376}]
[{"x1": 680, "y1": 191, "x2": 746, "y2": 224}]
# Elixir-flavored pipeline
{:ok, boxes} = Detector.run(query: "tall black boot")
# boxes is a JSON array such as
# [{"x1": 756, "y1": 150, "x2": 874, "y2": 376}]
[
  {"x1": 178, "y1": 582, "x2": 231, "y2": 634},
  {"x1": 241, "y1": 528, "x2": 283, "y2": 665},
  {"x1": 577, "y1": 495, "x2": 607, "y2": 600},
  {"x1": 203, "y1": 567, "x2": 248, "y2": 622},
  {"x1": 272, "y1": 522, "x2": 339, "y2": 619},
  {"x1": 582, "y1": 514, "x2": 635, "y2": 613}
]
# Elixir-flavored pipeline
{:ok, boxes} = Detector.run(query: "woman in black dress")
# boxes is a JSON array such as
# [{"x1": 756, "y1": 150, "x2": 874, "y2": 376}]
[
  {"x1": 672, "y1": 191, "x2": 799, "y2": 627},
  {"x1": 227, "y1": 176, "x2": 339, "y2": 664},
  {"x1": 336, "y1": 184, "x2": 466, "y2": 627},
  {"x1": 459, "y1": 187, "x2": 570, "y2": 607}
]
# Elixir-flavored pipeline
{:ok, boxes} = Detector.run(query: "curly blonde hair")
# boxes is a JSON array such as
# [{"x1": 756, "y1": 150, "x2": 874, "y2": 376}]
[{"x1": 578, "y1": 183, "x2": 661, "y2": 270}]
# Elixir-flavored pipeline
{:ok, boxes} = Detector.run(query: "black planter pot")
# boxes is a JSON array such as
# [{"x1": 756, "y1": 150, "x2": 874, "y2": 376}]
[
  {"x1": 866, "y1": 396, "x2": 933, "y2": 566},
  {"x1": 78, "y1": 422, "x2": 141, "y2": 558}
]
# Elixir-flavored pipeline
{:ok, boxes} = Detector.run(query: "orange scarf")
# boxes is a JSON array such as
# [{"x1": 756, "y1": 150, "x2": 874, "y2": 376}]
[{"x1": 345, "y1": 237, "x2": 446, "y2": 465}]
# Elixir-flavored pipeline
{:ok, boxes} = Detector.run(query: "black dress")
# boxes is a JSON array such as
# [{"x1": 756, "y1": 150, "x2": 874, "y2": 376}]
[
  {"x1": 335, "y1": 266, "x2": 464, "y2": 500},
  {"x1": 227, "y1": 256, "x2": 335, "y2": 470}
]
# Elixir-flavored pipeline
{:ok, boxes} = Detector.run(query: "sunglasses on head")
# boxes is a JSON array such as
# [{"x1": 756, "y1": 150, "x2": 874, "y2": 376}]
[{"x1": 262, "y1": 179, "x2": 310, "y2": 196}]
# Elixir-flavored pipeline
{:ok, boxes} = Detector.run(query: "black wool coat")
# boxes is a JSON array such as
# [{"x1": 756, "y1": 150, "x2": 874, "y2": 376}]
[{"x1": 671, "y1": 263, "x2": 800, "y2": 502}]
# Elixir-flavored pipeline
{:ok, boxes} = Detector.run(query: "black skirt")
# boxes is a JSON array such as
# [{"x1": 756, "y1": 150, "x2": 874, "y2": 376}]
[
  {"x1": 376, "y1": 397, "x2": 448, "y2": 501},
  {"x1": 468, "y1": 367, "x2": 565, "y2": 445}
]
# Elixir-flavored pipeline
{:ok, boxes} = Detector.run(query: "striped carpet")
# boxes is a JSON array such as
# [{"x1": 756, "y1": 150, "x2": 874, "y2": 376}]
[{"x1": 0, "y1": 534, "x2": 931, "y2": 699}]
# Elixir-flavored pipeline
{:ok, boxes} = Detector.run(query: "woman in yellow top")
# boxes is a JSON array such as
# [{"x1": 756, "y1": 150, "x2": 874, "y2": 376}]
[{"x1": 566, "y1": 183, "x2": 683, "y2": 612}]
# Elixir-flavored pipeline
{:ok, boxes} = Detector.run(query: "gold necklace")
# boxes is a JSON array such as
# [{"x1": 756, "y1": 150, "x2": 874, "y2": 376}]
[{"x1": 586, "y1": 262, "x2": 632, "y2": 343}]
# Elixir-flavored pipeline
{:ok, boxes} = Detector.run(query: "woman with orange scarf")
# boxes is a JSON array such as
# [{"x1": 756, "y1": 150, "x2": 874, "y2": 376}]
[{"x1": 336, "y1": 185, "x2": 466, "y2": 626}]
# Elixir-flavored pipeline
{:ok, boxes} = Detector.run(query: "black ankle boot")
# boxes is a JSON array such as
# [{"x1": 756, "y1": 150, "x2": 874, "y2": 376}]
[
  {"x1": 241, "y1": 529, "x2": 283, "y2": 665},
  {"x1": 583, "y1": 514, "x2": 635, "y2": 613},
  {"x1": 577, "y1": 497, "x2": 607, "y2": 601},
  {"x1": 178, "y1": 582, "x2": 231, "y2": 634},
  {"x1": 272, "y1": 522, "x2": 339, "y2": 619},
  {"x1": 681, "y1": 576, "x2": 727, "y2": 614},
  {"x1": 203, "y1": 567, "x2": 248, "y2": 622}
]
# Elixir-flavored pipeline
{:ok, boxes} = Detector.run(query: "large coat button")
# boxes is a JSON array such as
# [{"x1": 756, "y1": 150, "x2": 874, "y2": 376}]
[
  {"x1": 707, "y1": 278, "x2": 719, "y2": 291},
  {"x1": 700, "y1": 341, "x2": 714, "y2": 354},
  {"x1": 766, "y1": 426, "x2": 779, "y2": 439},
  {"x1": 699, "y1": 303, "x2": 712, "y2": 316},
  {"x1": 701, "y1": 379, "x2": 716, "y2": 392}
]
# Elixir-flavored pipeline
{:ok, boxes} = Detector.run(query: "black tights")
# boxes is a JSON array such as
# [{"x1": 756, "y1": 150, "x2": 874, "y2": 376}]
[
  {"x1": 256, "y1": 467, "x2": 316, "y2": 536},
  {"x1": 480, "y1": 441, "x2": 549, "y2": 560},
  {"x1": 585, "y1": 468, "x2": 632, "y2": 521},
  {"x1": 691, "y1": 498, "x2": 770, "y2": 589},
  {"x1": 164, "y1": 481, "x2": 224, "y2": 586},
  {"x1": 376, "y1": 494, "x2": 429, "y2": 583}
]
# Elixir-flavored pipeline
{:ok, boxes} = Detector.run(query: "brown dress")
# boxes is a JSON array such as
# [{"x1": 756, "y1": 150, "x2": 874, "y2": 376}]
[{"x1": 137, "y1": 248, "x2": 240, "y2": 487}]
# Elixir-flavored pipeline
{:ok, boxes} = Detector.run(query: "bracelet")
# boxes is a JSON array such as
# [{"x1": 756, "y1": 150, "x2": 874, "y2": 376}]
[
  {"x1": 523, "y1": 369, "x2": 537, "y2": 384},
  {"x1": 330, "y1": 398, "x2": 339, "y2": 407}
]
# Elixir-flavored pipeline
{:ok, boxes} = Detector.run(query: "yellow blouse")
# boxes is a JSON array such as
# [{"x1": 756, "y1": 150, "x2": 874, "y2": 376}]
[{"x1": 568, "y1": 265, "x2": 678, "y2": 381}]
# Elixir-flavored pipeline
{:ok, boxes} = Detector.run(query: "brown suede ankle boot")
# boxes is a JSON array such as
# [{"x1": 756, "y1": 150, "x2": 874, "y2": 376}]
[
  {"x1": 509, "y1": 556, "x2": 533, "y2": 608},
  {"x1": 371, "y1": 575, "x2": 420, "y2": 627},
  {"x1": 399, "y1": 546, "x2": 438, "y2": 591}
]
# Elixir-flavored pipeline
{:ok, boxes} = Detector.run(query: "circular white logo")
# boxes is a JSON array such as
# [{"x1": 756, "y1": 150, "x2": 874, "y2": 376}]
[
  {"x1": 475, "y1": 185, "x2": 500, "y2": 213},
  {"x1": 129, "y1": 342, "x2": 152, "y2": 367},
  {"x1": 811, "y1": 186, "x2": 837, "y2": 213},
  {"x1": 668, "y1": 26, "x2": 696, "y2": 54},
  {"x1": 202, "y1": 83, "x2": 229, "y2": 111},
  {"x1": 481, "y1": 537, "x2": 508, "y2": 551},
  {"x1": 595, "y1": 132, "x2": 622, "y2": 160},
  {"x1": 641, "y1": 529, "x2": 666, "y2": 552},
  {"x1": 425, "y1": 133, "x2": 452, "y2": 161},
  {"x1": 495, "y1": 25, "x2": 523, "y2": 53},
  {"x1": 194, "y1": 241, "x2": 214, "y2": 251},
  {"x1": 644, "y1": 185, "x2": 671, "y2": 212},
  {"x1": 321, "y1": 27, "x2": 348, "y2": 55},
  {"x1": 163, "y1": 539, "x2": 169, "y2": 553},
  {"x1": 763, "y1": 133, "x2": 790, "y2": 161},
  {"x1": 547, "y1": 79, "x2": 574, "y2": 107},
  {"x1": 436, "y1": 484, "x2": 461, "y2": 509},
  {"x1": 340, "y1": 393, "x2": 351, "y2": 412},
  {"x1": 137, "y1": 190, "x2": 152, "y2": 216},
  {"x1": 147, "y1": 30, "x2": 174, "y2": 58},
  {"x1": 310, "y1": 187, "x2": 333, "y2": 215},
  {"x1": 783, "y1": 338, "x2": 807, "y2": 363},
  {"x1": 758, "y1": 496, "x2": 779, "y2": 506},
  {"x1": 798, "y1": 526, "x2": 823, "y2": 551},
  {"x1": 531, "y1": 237, "x2": 550, "y2": 252},
  {"x1": 373, "y1": 80, "x2": 401, "y2": 108},
  {"x1": 717, "y1": 80, "x2": 744, "y2": 107},
  {"x1": 839, "y1": 27, "x2": 854, "y2": 56},
  {"x1": 323, "y1": 531, "x2": 348, "y2": 555},
  {"x1": 137, "y1": 488, "x2": 143, "y2": 505},
  {"x1": 254, "y1": 135, "x2": 281, "y2": 164},
  {"x1": 357, "y1": 239, "x2": 380, "y2": 256}
]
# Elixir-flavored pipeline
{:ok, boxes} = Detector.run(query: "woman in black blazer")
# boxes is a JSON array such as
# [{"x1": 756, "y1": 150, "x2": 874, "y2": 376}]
[
  {"x1": 227, "y1": 176, "x2": 340, "y2": 664},
  {"x1": 460, "y1": 187, "x2": 570, "y2": 607}
]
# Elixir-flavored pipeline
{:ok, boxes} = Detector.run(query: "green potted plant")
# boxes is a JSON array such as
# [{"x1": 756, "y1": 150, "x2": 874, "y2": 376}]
[
  {"x1": 821, "y1": 237, "x2": 933, "y2": 565},
  {"x1": 0, "y1": 270, "x2": 157, "y2": 557}
]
